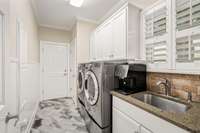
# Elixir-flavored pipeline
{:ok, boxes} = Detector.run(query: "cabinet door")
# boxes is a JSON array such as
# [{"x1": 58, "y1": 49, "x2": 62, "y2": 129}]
[
  {"x1": 113, "y1": 107, "x2": 140, "y2": 133},
  {"x1": 101, "y1": 21, "x2": 113, "y2": 60},
  {"x1": 140, "y1": 126, "x2": 153, "y2": 133},
  {"x1": 112, "y1": 9, "x2": 127, "y2": 59},
  {"x1": 94, "y1": 29, "x2": 104, "y2": 60}
]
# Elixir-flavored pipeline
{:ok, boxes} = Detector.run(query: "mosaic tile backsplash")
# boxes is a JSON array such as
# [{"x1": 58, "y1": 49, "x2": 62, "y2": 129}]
[{"x1": 147, "y1": 72, "x2": 200, "y2": 102}]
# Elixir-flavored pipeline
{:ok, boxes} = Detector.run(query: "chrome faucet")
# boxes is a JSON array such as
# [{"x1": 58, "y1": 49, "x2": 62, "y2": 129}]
[{"x1": 156, "y1": 78, "x2": 171, "y2": 96}]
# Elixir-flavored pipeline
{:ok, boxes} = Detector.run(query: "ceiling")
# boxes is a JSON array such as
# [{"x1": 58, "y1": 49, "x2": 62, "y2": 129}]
[{"x1": 32, "y1": 0, "x2": 157, "y2": 31}]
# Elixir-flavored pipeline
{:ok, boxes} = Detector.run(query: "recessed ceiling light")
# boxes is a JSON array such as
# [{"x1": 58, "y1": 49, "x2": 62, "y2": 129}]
[{"x1": 70, "y1": 0, "x2": 84, "y2": 7}]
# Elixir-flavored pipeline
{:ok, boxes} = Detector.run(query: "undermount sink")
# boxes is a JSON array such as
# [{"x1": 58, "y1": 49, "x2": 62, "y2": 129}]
[{"x1": 132, "y1": 92, "x2": 190, "y2": 113}]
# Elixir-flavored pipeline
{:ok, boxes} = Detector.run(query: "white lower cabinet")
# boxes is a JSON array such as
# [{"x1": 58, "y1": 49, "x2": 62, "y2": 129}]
[
  {"x1": 113, "y1": 107, "x2": 140, "y2": 133},
  {"x1": 112, "y1": 96, "x2": 190, "y2": 133}
]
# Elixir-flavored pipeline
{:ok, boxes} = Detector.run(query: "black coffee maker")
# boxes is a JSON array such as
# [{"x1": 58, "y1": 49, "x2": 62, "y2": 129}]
[{"x1": 115, "y1": 63, "x2": 146, "y2": 95}]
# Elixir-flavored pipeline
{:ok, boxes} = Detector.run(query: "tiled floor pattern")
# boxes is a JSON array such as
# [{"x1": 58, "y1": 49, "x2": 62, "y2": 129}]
[{"x1": 30, "y1": 98, "x2": 88, "y2": 133}]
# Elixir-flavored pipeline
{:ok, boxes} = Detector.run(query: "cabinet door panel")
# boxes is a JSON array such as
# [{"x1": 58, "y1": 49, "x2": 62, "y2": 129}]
[
  {"x1": 102, "y1": 22, "x2": 113, "y2": 60},
  {"x1": 112, "y1": 10, "x2": 127, "y2": 59},
  {"x1": 113, "y1": 107, "x2": 140, "y2": 133},
  {"x1": 95, "y1": 29, "x2": 104, "y2": 60}
]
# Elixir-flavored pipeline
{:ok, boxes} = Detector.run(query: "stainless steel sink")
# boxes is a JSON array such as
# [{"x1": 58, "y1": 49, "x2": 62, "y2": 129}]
[{"x1": 132, "y1": 93, "x2": 189, "y2": 113}]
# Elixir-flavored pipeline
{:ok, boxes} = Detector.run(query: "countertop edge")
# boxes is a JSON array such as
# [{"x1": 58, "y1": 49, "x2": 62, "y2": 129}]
[{"x1": 110, "y1": 91, "x2": 200, "y2": 133}]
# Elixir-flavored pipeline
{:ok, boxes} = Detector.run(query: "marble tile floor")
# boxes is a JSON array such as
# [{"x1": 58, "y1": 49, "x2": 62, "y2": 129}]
[{"x1": 30, "y1": 98, "x2": 89, "y2": 133}]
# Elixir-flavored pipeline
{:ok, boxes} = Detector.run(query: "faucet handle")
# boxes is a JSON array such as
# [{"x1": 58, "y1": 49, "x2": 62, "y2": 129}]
[
  {"x1": 5, "y1": 112, "x2": 19, "y2": 125},
  {"x1": 187, "y1": 92, "x2": 192, "y2": 103}
]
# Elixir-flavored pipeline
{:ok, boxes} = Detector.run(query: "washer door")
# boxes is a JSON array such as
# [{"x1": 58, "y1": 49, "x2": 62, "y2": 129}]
[
  {"x1": 84, "y1": 71, "x2": 99, "y2": 106},
  {"x1": 78, "y1": 71, "x2": 84, "y2": 93}
]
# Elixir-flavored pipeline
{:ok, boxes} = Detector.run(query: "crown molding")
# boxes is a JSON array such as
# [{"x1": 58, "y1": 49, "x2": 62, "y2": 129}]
[
  {"x1": 76, "y1": 17, "x2": 99, "y2": 24},
  {"x1": 39, "y1": 24, "x2": 71, "y2": 31}
]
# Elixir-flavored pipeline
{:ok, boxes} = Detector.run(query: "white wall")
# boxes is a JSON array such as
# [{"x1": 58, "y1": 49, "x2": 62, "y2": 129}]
[
  {"x1": 0, "y1": 0, "x2": 40, "y2": 124},
  {"x1": 0, "y1": 0, "x2": 40, "y2": 132},
  {"x1": 9, "y1": 0, "x2": 39, "y2": 63},
  {"x1": 39, "y1": 26, "x2": 72, "y2": 43},
  {"x1": 76, "y1": 20, "x2": 97, "y2": 63}
]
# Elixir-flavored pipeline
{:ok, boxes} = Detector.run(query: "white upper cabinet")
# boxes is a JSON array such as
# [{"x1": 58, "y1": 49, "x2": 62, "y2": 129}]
[
  {"x1": 141, "y1": 0, "x2": 172, "y2": 70},
  {"x1": 94, "y1": 28, "x2": 104, "y2": 60},
  {"x1": 112, "y1": 9, "x2": 127, "y2": 60},
  {"x1": 102, "y1": 21, "x2": 113, "y2": 60},
  {"x1": 173, "y1": 0, "x2": 200, "y2": 71},
  {"x1": 90, "y1": 3, "x2": 141, "y2": 61}
]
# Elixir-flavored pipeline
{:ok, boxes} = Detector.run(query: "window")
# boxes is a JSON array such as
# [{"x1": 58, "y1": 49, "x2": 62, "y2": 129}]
[
  {"x1": 176, "y1": 34, "x2": 200, "y2": 62},
  {"x1": 176, "y1": 0, "x2": 200, "y2": 31},
  {"x1": 175, "y1": 0, "x2": 200, "y2": 71},
  {"x1": 145, "y1": 2, "x2": 167, "y2": 39},
  {"x1": 0, "y1": 12, "x2": 5, "y2": 104},
  {"x1": 146, "y1": 41, "x2": 168, "y2": 64},
  {"x1": 142, "y1": 0, "x2": 171, "y2": 70}
]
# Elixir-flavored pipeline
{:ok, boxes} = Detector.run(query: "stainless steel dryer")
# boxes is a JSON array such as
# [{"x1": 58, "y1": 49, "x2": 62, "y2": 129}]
[
  {"x1": 77, "y1": 64, "x2": 86, "y2": 118},
  {"x1": 77, "y1": 64, "x2": 85, "y2": 104},
  {"x1": 84, "y1": 62, "x2": 115, "y2": 133}
]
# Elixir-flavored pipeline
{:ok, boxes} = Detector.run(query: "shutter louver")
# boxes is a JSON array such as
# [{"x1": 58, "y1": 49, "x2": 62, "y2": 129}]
[
  {"x1": 176, "y1": 0, "x2": 190, "y2": 31},
  {"x1": 153, "y1": 6, "x2": 167, "y2": 36},
  {"x1": 146, "y1": 41, "x2": 167, "y2": 64},
  {"x1": 191, "y1": 34, "x2": 200, "y2": 61},
  {"x1": 192, "y1": 0, "x2": 200, "y2": 27},
  {"x1": 145, "y1": 5, "x2": 167, "y2": 39},
  {"x1": 176, "y1": 37, "x2": 190, "y2": 62}
]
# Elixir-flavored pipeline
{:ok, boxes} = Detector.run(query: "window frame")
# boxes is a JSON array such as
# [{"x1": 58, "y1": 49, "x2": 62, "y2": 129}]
[{"x1": 141, "y1": 0, "x2": 172, "y2": 71}]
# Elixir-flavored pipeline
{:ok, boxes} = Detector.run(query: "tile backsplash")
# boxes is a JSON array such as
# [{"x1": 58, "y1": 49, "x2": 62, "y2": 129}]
[{"x1": 147, "y1": 72, "x2": 200, "y2": 102}]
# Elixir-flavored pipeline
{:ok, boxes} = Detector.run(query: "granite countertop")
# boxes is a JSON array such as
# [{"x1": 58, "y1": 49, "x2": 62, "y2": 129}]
[{"x1": 111, "y1": 91, "x2": 200, "y2": 133}]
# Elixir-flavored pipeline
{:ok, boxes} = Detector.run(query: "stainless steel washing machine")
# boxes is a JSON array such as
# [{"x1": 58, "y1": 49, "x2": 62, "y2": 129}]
[
  {"x1": 84, "y1": 62, "x2": 116, "y2": 133},
  {"x1": 77, "y1": 64, "x2": 86, "y2": 118}
]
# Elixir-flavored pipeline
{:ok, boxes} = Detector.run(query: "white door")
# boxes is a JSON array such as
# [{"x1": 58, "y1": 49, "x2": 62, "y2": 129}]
[
  {"x1": 69, "y1": 39, "x2": 77, "y2": 103},
  {"x1": 41, "y1": 42, "x2": 69, "y2": 100},
  {"x1": 112, "y1": 107, "x2": 140, "y2": 133},
  {"x1": 112, "y1": 9, "x2": 127, "y2": 59}
]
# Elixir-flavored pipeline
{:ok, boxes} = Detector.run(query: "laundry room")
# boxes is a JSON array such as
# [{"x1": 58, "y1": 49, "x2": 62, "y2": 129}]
[{"x1": 0, "y1": 0, "x2": 200, "y2": 133}]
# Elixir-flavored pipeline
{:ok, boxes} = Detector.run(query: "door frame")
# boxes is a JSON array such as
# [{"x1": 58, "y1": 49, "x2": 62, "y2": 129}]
[
  {"x1": 0, "y1": 9, "x2": 6, "y2": 112},
  {"x1": 69, "y1": 38, "x2": 77, "y2": 106},
  {"x1": 40, "y1": 41, "x2": 70, "y2": 100}
]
